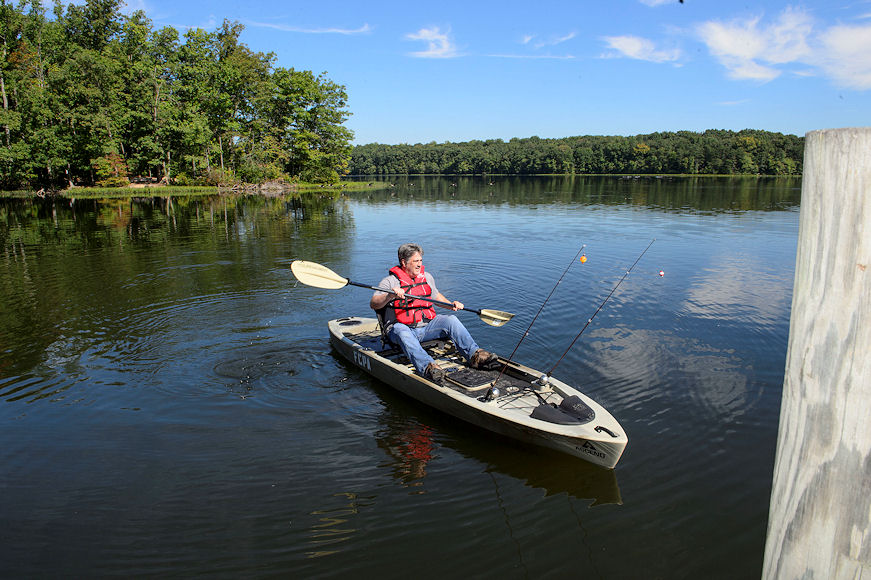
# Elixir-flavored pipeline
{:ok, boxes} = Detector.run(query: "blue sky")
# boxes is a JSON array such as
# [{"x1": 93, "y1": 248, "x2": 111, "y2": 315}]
[{"x1": 126, "y1": 0, "x2": 871, "y2": 145}]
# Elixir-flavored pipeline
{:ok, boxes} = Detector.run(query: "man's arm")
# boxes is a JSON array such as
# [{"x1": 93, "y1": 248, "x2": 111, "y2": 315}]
[
  {"x1": 370, "y1": 289, "x2": 393, "y2": 310},
  {"x1": 427, "y1": 273, "x2": 462, "y2": 311},
  {"x1": 433, "y1": 291, "x2": 462, "y2": 311},
  {"x1": 370, "y1": 276, "x2": 401, "y2": 310}
]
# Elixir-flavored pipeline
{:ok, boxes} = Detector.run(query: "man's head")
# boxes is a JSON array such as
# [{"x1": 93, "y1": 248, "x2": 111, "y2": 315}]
[{"x1": 398, "y1": 243, "x2": 424, "y2": 277}]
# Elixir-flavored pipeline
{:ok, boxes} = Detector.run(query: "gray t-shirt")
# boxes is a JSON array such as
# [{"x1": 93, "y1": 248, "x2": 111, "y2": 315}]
[{"x1": 375, "y1": 271, "x2": 439, "y2": 299}]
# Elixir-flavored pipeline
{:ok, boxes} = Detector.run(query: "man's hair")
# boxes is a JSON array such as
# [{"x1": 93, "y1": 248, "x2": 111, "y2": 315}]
[{"x1": 397, "y1": 243, "x2": 423, "y2": 265}]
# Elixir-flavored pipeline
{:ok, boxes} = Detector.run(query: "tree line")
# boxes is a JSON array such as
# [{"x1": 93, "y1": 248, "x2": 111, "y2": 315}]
[
  {"x1": 349, "y1": 130, "x2": 804, "y2": 176},
  {"x1": 0, "y1": 0, "x2": 354, "y2": 190}
]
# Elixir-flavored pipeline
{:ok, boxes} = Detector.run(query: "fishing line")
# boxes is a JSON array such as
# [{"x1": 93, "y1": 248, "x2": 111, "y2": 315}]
[
  {"x1": 487, "y1": 470, "x2": 530, "y2": 577},
  {"x1": 488, "y1": 243, "x2": 586, "y2": 392},
  {"x1": 546, "y1": 238, "x2": 655, "y2": 376}
]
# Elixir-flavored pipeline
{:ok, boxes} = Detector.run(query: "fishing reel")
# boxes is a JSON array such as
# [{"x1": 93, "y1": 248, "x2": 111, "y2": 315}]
[
  {"x1": 481, "y1": 383, "x2": 518, "y2": 402},
  {"x1": 482, "y1": 384, "x2": 501, "y2": 402},
  {"x1": 534, "y1": 374, "x2": 550, "y2": 388}
]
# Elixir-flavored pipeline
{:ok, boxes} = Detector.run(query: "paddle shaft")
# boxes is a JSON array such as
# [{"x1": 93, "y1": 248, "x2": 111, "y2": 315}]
[
  {"x1": 347, "y1": 280, "x2": 483, "y2": 314},
  {"x1": 289, "y1": 260, "x2": 511, "y2": 325}
]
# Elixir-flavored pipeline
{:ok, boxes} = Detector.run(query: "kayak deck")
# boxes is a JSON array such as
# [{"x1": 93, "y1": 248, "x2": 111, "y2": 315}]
[
  {"x1": 343, "y1": 322, "x2": 558, "y2": 404},
  {"x1": 329, "y1": 317, "x2": 627, "y2": 468}
]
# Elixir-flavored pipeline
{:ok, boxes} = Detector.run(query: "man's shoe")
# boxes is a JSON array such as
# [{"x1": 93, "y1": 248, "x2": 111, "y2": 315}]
[
  {"x1": 424, "y1": 362, "x2": 446, "y2": 384},
  {"x1": 470, "y1": 349, "x2": 499, "y2": 369}
]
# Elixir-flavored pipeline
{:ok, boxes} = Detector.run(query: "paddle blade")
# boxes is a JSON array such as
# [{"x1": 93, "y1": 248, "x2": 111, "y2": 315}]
[
  {"x1": 291, "y1": 260, "x2": 349, "y2": 290},
  {"x1": 479, "y1": 309, "x2": 514, "y2": 327}
]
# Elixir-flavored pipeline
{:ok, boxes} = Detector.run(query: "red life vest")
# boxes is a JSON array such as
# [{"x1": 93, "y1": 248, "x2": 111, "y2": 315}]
[{"x1": 386, "y1": 265, "x2": 437, "y2": 326}]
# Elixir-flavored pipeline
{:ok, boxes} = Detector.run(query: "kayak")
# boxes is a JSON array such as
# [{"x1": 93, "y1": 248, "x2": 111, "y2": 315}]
[{"x1": 328, "y1": 317, "x2": 628, "y2": 469}]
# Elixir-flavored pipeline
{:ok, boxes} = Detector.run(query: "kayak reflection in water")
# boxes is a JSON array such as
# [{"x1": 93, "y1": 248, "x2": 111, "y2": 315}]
[{"x1": 369, "y1": 243, "x2": 499, "y2": 383}]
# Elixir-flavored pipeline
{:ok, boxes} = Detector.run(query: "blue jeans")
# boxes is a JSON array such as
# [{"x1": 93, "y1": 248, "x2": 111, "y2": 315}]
[{"x1": 387, "y1": 314, "x2": 480, "y2": 375}]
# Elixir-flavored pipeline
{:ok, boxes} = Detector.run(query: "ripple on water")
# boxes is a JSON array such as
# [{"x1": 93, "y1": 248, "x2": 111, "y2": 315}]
[
  {"x1": 0, "y1": 374, "x2": 82, "y2": 405},
  {"x1": 0, "y1": 285, "x2": 338, "y2": 407}
]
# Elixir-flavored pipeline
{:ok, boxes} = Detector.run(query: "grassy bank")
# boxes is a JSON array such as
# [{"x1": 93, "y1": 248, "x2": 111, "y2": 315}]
[{"x1": 0, "y1": 181, "x2": 386, "y2": 199}]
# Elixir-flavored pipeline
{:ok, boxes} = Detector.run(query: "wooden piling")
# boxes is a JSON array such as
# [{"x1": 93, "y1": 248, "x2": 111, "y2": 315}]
[{"x1": 763, "y1": 128, "x2": 871, "y2": 578}]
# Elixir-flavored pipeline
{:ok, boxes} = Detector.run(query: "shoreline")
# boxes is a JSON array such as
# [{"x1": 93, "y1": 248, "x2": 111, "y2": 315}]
[
  {"x1": 0, "y1": 181, "x2": 388, "y2": 199},
  {"x1": 1, "y1": 174, "x2": 802, "y2": 200}
]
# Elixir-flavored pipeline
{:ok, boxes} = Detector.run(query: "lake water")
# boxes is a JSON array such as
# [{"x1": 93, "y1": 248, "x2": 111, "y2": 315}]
[{"x1": 0, "y1": 176, "x2": 801, "y2": 578}]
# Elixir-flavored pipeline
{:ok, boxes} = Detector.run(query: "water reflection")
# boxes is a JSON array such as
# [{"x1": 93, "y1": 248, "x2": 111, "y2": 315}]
[
  {"x1": 346, "y1": 175, "x2": 801, "y2": 212},
  {"x1": 450, "y1": 428, "x2": 622, "y2": 507},
  {"x1": 377, "y1": 421, "x2": 436, "y2": 492},
  {"x1": 367, "y1": 375, "x2": 621, "y2": 506},
  {"x1": 306, "y1": 492, "x2": 375, "y2": 559},
  {"x1": 0, "y1": 192, "x2": 351, "y2": 382},
  {"x1": 0, "y1": 192, "x2": 347, "y2": 250}
]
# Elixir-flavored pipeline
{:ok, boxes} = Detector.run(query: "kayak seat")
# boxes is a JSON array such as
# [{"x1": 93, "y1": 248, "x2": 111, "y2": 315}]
[
  {"x1": 375, "y1": 339, "x2": 449, "y2": 358},
  {"x1": 373, "y1": 307, "x2": 455, "y2": 360},
  {"x1": 374, "y1": 306, "x2": 393, "y2": 350}
]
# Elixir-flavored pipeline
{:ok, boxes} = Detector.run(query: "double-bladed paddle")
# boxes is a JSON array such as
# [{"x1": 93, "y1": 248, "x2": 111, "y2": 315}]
[{"x1": 290, "y1": 260, "x2": 515, "y2": 327}]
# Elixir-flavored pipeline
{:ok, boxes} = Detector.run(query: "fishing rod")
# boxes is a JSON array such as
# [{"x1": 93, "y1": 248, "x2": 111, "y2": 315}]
[
  {"x1": 546, "y1": 238, "x2": 655, "y2": 377},
  {"x1": 486, "y1": 243, "x2": 586, "y2": 400}
]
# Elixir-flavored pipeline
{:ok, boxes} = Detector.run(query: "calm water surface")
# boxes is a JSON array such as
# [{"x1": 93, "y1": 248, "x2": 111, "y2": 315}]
[{"x1": 1, "y1": 177, "x2": 800, "y2": 578}]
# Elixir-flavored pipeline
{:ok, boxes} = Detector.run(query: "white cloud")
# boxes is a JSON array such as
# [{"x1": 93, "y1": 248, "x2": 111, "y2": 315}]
[
  {"x1": 766, "y1": 7, "x2": 813, "y2": 63},
  {"x1": 602, "y1": 35, "x2": 682, "y2": 63},
  {"x1": 696, "y1": 7, "x2": 871, "y2": 90},
  {"x1": 696, "y1": 8, "x2": 812, "y2": 82},
  {"x1": 532, "y1": 31, "x2": 576, "y2": 48},
  {"x1": 639, "y1": 0, "x2": 675, "y2": 6},
  {"x1": 513, "y1": 31, "x2": 576, "y2": 58},
  {"x1": 486, "y1": 53, "x2": 575, "y2": 60},
  {"x1": 245, "y1": 21, "x2": 372, "y2": 35},
  {"x1": 405, "y1": 26, "x2": 460, "y2": 58},
  {"x1": 697, "y1": 17, "x2": 778, "y2": 81},
  {"x1": 816, "y1": 23, "x2": 871, "y2": 89}
]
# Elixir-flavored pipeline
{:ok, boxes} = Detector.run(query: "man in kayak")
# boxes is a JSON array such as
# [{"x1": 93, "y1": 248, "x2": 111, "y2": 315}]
[{"x1": 370, "y1": 243, "x2": 499, "y2": 382}]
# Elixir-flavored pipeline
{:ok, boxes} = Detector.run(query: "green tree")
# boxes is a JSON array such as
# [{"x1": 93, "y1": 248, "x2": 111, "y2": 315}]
[
  {"x1": 1, "y1": 3, "x2": 355, "y2": 190},
  {"x1": 348, "y1": 130, "x2": 803, "y2": 177},
  {"x1": 264, "y1": 68, "x2": 353, "y2": 182}
]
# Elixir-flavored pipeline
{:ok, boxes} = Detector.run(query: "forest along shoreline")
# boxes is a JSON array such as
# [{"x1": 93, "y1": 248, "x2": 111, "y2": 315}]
[{"x1": 349, "y1": 131, "x2": 804, "y2": 176}]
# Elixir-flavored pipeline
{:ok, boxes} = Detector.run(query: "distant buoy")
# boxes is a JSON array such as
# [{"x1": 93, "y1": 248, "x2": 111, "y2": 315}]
[{"x1": 659, "y1": 270, "x2": 665, "y2": 277}]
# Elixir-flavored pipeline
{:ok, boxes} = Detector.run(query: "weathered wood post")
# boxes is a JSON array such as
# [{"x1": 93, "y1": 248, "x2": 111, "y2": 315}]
[{"x1": 763, "y1": 128, "x2": 871, "y2": 578}]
